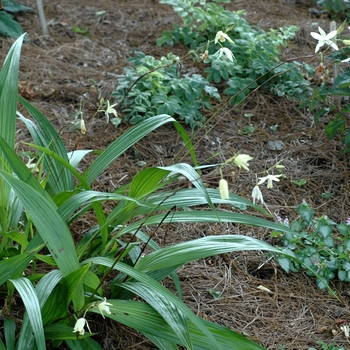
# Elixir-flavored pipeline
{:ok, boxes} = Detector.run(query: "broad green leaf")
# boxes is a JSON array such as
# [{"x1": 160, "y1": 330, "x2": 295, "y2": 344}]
[
  {"x1": 129, "y1": 167, "x2": 169, "y2": 198},
  {"x1": 120, "y1": 210, "x2": 296, "y2": 240},
  {"x1": 173, "y1": 122, "x2": 198, "y2": 166},
  {"x1": 2, "y1": 0, "x2": 32, "y2": 12},
  {"x1": 44, "y1": 324, "x2": 94, "y2": 341},
  {"x1": 41, "y1": 264, "x2": 91, "y2": 325},
  {"x1": 86, "y1": 114, "x2": 176, "y2": 184},
  {"x1": 0, "y1": 11, "x2": 24, "y2": 39},
  {"x1": 18, "y1": 97, "x2": 75, "y2": 194},
  {"x1": 10, "y1": 278, "x2": 45, "y2": 350},
  {"x1": 4, "y1": 318, "x2": 15, "y2": 350},
  {"x1": 0, "y1": 33, "x2": 25, "y2": 231},
  {"x1": 82, "y1": 269, "x2": 103, "y2": 295},
  {"x1": 142, "y1": 333, "x2": 179, "y2": 350},
  {"x1": 67, "y1": 150, "x2": 93, "y2": 168},
  {"x1": 65, "y1": 338, "x2": 103, "y2": 350},
  {"x1": 142, "y1": 188, "x2": 265, "y2": 213},
  {"x1": 85, "y1": 258, "x2": 221, "y2": 349},
  {"x1": 0, "y1": 172, "x2": 84, "y2": 310},
  {"x1": 160, "y1": 163, "x2": 219, "y2": 217},
  {"x1": 57, "y1": 190, "x2": 155, "y2": 222},
  {"x1": 122, "y1": 280, "x2": 194, "y2": 349},
  {"x1": 0, "y1": 134, "x2": 52, "y2": 202},
  {"x1": 104, "y1": 167, "x2": 170, "y2": 226},
  {"x1": 35, "y1": 270, "x2": 63, "y2": 308},
  {"x1": 134, "y1": 235, "x2": 289, "y2": 278},
  {"x1": 0, "y1": 171, "x2": 79, "y2": 273},
  {"x1": 0, "y1": 246, "x2": 41, "y2": 285},
  {"x1": 89, "y1": 299, "x2": 266, "y2": 350}
]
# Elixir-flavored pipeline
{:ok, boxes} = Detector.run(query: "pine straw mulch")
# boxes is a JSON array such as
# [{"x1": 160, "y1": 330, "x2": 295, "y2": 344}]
[{"x1": 1, "y1": 0, "x2": 350, "y2": 349}]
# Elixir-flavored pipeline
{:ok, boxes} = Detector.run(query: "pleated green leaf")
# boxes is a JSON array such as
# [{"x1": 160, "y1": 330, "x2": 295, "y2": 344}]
[
  {"x1": 41, "y1": 265, "x2": 90, "y2": 325},
  {"x1": 10, "y1": 278, "x2": 45, "y2": 350},
  {"x1": 0, "y1": 171, "x2": 84, "y2": 310},
  {"x1": 122, "y1": 280, "x2": 194, "y2": 349},
  {"x1": 129, "y1": 167, "x2": 169, "y2": 198},
  {"x1": 142, "y1": 333, "x2": 179, "y2": 350},
  {"x1": 89, "y1": 299, "x2": 266, "y2": 350},
  {"x1": 44, "y1": 324, "x2": 94, "y2": 341},
  {"x1": 0, "y1": 33, "x2": 25, "y2": 231},
  {"x1": 0, "y1": 247, "x2": 41, "y2": 286},
  {"x1": 84, "y1": 258, "x2": 221, "y2": 349},
  {"x1": 17, "y1": 97, "x2": 75, "y2": 194},
  {"x1": 35, "y1": 270, "x2": 63, "y2": 308},
  {"x1": 0, "y1": 134, "x2": 52, "y2": 202},
  {"x1": 57, "y1": 190, "x2": 155, "y2": 222},
  {"x1": 65, "y1": 338, "x2": 103, "y2": 350},
  {"x1": 0, "y1": 35, "x2": 24, "y2": 145},
  {"x1": 67, "y1": 150, "x2": 93, "y2": 168},
  {"x1": 144, "y1": 187, "x2": 266, "y2": 213},
  {"x1": 3, "y1": 318, "x2": 15, "y2": 350},
  {"x1": 159, "y1": 163, "x2": 217, "y2": 215},
  {"x1": 0, "y1": 171, "x2": 79, "y2": 273},
  {"x1": 134, "y1": 235, "x2": 289, "y2": 276},
  {"x1": 85, "y1": 114, "x2": 176, "y2": 185},
  {"x1": 119, "y1": 210, "x2": 295, "y2": 238}
]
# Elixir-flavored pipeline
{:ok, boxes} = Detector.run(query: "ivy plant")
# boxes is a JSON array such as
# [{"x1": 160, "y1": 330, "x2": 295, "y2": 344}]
[
  {"x1": 112, "y1": 51, "x2": 220, "y2": 128},
  {"x1": 158, "y1": 0, "x2": 312, "y2": 103},
  {"x1": 272, "y1": 201, "x2": 350, "y2": 290}
]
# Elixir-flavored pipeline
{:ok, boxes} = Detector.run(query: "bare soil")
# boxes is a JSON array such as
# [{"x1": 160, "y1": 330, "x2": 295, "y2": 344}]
[{"x1": 1, "y1": 0, "x2": 350, "y2": 349}]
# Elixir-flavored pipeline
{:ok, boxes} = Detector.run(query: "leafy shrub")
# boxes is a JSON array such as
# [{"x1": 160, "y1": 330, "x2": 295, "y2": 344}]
[
  {"x1": 112, "y1": 51, "x2": 220, "y2": 128},
  {"x1": 0, "y1": 0, "x2": 32, "y2": 39},
  {"x1": 273, "y1": 201, "x2": 350, "y2": 290},
  {"x1": 315, "y1": 0, "x2": 350, "y2": 20},
  {"x1": 158, "y1": 0, "x2": 312, "y2": 103}
]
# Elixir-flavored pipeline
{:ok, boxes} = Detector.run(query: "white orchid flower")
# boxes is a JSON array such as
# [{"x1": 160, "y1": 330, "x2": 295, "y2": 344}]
[
  {"x1": 104, "y1": 100, "x2": 118, "y2": 123},
  {"x1": 234, "y1": 154, "x2": 253, "y2": 171},
  {"x1": 98, "y1": 298, "x2": 113, "y2": 319},
  {"x1": 219, "y1": 179, "x2": 229, "y2": 200},
  {"x1": 73, "y1": 317, "x2": 91, "y2": 335},
  {"x1": 310, "y1": 27, "x2": 338, "y2": 53},
  {"x1": 214, "y1": 47, "x2": 235, "y2": 62},
  {"x1": 252, "y1": 185, "x2": 264, "y2": 205},
  {"x1": 258, "y1": 174, "x2": 282, "y2": 188},
  {"x1": 214, "y1": 30, "x2": 234, "y2": 44},
  {"x1": 80, "y1": 118, "x2": 86, "y2": 134}
]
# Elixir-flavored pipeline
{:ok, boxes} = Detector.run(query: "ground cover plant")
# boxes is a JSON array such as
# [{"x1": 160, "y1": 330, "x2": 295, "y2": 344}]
[
  {"x1": 111, "y1": 0, "x2": 312, "y2": 129},
  {"x1": 0, "y1": 0, "x2": 350, "y2": 348}
]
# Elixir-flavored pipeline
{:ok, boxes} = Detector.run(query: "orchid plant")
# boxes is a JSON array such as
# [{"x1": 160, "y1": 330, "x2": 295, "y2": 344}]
[
  {"x1": 0, "y1": 34, "x2": 305, "y2": 350},
  {"x1": 302, "y1": 22, "x2": 350, "y2": 151}
]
